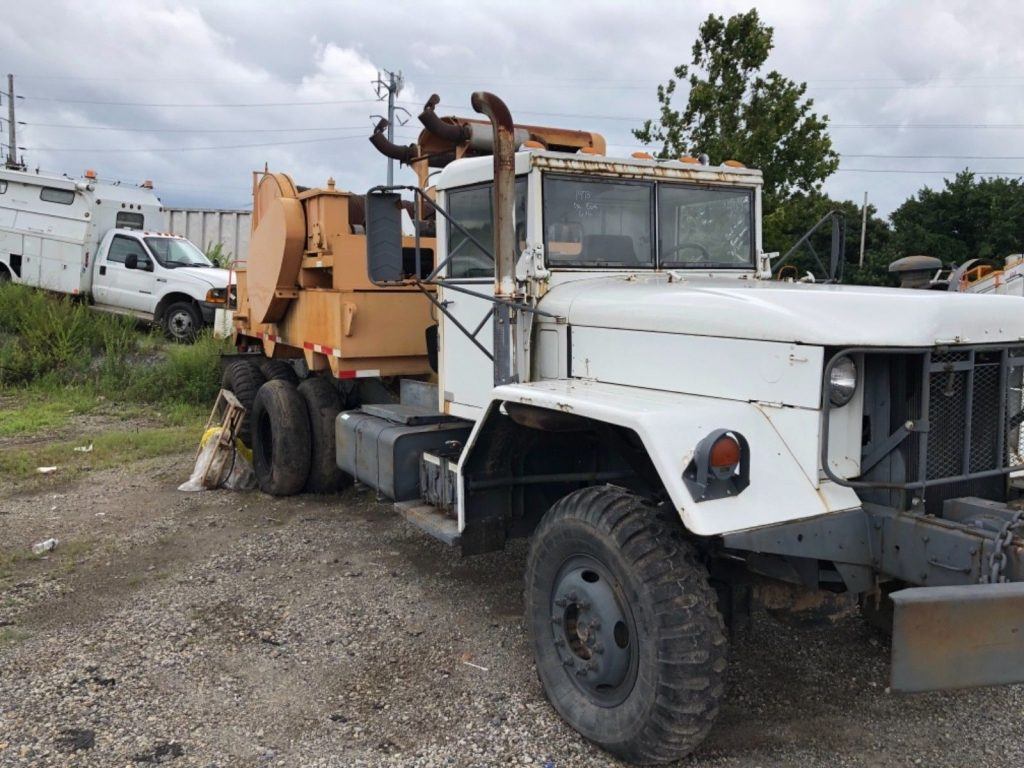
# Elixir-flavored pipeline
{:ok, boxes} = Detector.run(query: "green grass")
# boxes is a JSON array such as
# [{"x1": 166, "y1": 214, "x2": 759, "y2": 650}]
[
  {"x1": 0, "y1": 627, "x2": 29, "y2": 649},
  {"x1": 0, "y1": 282, "x2": 229, "y2": 407},
  {"x1": 0, "y1": 425, "x2": 200, "y2": 480},
  {"x1": 0, "y1": 386, "x2": 103, "y2": 436}
]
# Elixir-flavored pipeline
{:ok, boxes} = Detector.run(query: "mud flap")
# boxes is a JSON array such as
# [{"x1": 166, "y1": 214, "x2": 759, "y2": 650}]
[{"x1": 890, "y1": 583, "x2": 1024, "y2": 692}]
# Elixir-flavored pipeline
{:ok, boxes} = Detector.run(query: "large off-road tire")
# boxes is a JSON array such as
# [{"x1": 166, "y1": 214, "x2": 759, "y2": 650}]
[
  {"x1": 258, "y1": 358, "x2": 300, "y2": 386},
  {"x1": 526, "y1": 486, "x2": 727, "y2": 765},
  {"x1": 251, "y1": 380, "x2": 311, "y2": 496},
  {"x1": 220, "y1": 359, "x2": 266, "y2": 447},
  {"x1": 297, "y1": 376, "x2": 351, "y2": 494},
  {"x1": 163, "y1": 301, "x2": 201, "y2": 343}
]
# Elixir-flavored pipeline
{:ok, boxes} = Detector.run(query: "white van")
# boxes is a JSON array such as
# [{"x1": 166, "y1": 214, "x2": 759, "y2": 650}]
[{"x1": 0, "y1": 168, "x2": 231, "y2": 341}]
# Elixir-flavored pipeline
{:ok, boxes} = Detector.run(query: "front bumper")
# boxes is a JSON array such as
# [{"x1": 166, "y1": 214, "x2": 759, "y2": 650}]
[
  {"x1": 891, "y1": 582, "x2": 1024, "y2": 691},
  {"x1": 724, "y1": 496, "x2": 1024, "y2": 691},
  {"x1": 198, "y1": 300, "x2": 219, "y2": 324}
]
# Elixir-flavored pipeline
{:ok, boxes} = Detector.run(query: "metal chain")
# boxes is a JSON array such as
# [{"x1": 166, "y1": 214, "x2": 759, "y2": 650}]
[{"x1": 982, "y1": 510, "x2": 1024, "y2": 584}]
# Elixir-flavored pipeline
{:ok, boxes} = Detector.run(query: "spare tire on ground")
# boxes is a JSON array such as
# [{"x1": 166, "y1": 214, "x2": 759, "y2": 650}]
[
  {"x1": 297, "y1": 377, "x2": 352, "y2": 494},
  {"x1": 251, "y1": 379, "x2": 311, "y2": 496},
  {"x1": 220, "y1": 359, "x2": 266, "y2": 447}
]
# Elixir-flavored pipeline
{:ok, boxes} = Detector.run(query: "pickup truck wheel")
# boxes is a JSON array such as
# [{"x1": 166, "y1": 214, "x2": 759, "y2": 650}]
[
  {"x1": 297, "y1": 377, "x2": 352, "y2": 493},
  {"x1": 251, "y1": 380, "x2": 311, "y2": 496},
  {"x1": 163, "y1": 301, "x2": 200, "y2": 342},
  {"x1": 220, "y1": 360, "x2": 265, "y2": 447},
  {"x1": 259, "y1": 358, "x2": 300, "y2": 385},
  {"x1": 526, "y1": 486, "x2": 727, "y2": 765}
]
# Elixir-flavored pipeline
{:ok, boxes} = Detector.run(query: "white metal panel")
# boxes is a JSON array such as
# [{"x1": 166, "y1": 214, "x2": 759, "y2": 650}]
[
  {"x1": 540, "y1": 272, "x2": 1024, "y2": 348},
  {"x1": 464, "y1": 380, "x2": 861, "y2": 536},
  {"x1": 164, "y1": 207, "x2": 251, "y2": 262},
  {"x1": 571, "y1": 326, "x2": 824, "y2": 409},
  {"x1": 39, "y1": 239, "x2": 86, "y2": 294}
]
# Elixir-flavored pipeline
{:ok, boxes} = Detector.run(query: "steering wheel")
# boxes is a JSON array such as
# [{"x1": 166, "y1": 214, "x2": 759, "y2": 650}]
[{"x1": 662, "y1": 242, "x2": 713, "y2": 263}]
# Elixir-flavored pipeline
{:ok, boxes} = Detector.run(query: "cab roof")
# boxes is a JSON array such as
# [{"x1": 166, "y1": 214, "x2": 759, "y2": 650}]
[{"x1": 433, "y1": 149, "x2": 763, "y2": 191}]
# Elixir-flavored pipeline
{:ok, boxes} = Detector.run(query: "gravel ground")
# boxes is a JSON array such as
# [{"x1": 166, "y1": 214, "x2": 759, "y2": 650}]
[{"x1": 1, "y1": 452, "x2": 1023, "y2": 767}]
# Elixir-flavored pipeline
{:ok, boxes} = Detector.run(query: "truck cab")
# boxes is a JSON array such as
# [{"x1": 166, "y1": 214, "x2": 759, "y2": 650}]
[{"x1": 91, "y1": 228, "x2": 231, "y2": 340}]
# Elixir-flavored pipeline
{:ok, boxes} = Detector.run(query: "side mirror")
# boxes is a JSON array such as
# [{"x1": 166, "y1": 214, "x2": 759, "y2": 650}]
[
  {"x1": 125, "y1": 253, "x2": 138, "y2": 270},
  {"x1": 365, "y1": 191, "x2": 406, "y2": 284}
]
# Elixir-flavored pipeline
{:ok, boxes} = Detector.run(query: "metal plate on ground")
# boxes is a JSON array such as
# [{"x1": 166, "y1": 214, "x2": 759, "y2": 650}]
[{"x1": 890, "y1": 582, "x2": 1024, "y2": 692}]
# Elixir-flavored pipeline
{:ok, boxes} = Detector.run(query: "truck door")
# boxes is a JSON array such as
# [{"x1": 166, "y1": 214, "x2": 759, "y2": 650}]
[
  {"x1": 438, "y1": 179, "x2": 527, "y2": 416},
  {"x1": 92, "y1": 234, "x2": 158, "y2": 313}
]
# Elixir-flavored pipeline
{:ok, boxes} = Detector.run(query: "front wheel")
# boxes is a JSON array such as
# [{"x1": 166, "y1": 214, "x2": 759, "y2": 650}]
[
  {"x1": 525, "y1": 486, "x2": 727, "y2": 765},
  {"x1": 163, "y1": 301, "x2": 200, "y2": 342}
]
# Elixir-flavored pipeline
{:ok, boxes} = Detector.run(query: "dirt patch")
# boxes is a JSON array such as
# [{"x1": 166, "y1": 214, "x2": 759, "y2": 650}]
[{"x1": 1, "y1": 450, "x2": 1022, "y2": 767}]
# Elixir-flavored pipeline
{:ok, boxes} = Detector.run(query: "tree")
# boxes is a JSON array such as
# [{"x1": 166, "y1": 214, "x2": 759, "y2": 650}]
[
  {"x1": 763, "y1": 192, "x2": 894, "y2": 285},
  {"x1": 889, "y1": 171, "x2": 1024, "y2": 266},
  {"x1": 634, "y1": 9, "x2": 838, "y2": 204}
]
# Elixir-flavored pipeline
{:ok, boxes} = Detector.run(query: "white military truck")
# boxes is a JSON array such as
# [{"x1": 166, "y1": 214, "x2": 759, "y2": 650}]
[
  {"x1": 228, "y1": 93, "x2": 1024, "y2": 764},
  {"x1": 0, "y1": 167, "x2": 230, "y2": 340}
]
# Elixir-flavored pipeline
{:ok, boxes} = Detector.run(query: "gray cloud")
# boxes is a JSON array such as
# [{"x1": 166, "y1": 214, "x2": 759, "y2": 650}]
[{"x1": 4, "y1": 0, "x2": 1023, "y2": 216}]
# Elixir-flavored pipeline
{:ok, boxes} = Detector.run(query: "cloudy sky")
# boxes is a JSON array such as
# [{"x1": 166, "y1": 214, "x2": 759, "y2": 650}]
[{"x1": 2, "y1": 0, "x2": 1023, "y2": 217}]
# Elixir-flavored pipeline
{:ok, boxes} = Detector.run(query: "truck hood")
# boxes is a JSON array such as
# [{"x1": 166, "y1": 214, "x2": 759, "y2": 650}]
[
  {"x1": 168, "y1": 266, "x2": 232, "y2": 290},
  {"x1": 539, "y1": 273, "x2": 1024, "y2": 347}
]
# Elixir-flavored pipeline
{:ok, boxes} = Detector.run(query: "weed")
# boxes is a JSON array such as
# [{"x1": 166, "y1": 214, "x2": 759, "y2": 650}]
[{"x1": 0, "y1": 627, "x2": 29, "y2": 649}]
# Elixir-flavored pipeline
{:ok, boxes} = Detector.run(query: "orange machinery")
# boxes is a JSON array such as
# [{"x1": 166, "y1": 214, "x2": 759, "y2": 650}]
[{"x1": 231, "y1": 95, "x2": 605, "y2": 381}]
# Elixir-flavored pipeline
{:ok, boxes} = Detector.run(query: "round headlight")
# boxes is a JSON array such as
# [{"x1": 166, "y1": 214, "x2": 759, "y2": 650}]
[{"x1": 829, "y1": 355, "x2": 858, "y2": 407}]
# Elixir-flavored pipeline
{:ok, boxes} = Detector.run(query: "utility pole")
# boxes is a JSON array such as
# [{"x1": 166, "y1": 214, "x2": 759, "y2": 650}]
[
  {"x1": 5, "y1": 73, "x2": 20, "y2": 170},
  {"x1": 373, "y1": 70, "x2": 407, "y2": 185},
  {"x1": 858, "y1": 191, "x2": 869, "y2": 268}
]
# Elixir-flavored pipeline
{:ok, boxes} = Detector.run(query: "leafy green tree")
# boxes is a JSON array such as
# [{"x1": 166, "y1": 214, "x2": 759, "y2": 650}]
[
  {"x1": 763, "y1": 192, "x2": 894, "y2": 285},
  {"x1": 634, "y1": 9, "x2": 839, "y2": 204},
  {"x1": 889, "y1": 171, "x2": 1024, "y2": 266}
]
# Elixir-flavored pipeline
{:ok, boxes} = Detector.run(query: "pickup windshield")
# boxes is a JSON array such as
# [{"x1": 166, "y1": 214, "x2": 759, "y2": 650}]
[
  {"x1": 145, "y1": 237, "x2": 212, "y2": 269},
  {"x1": 543, "y1": 175, "x2": 754, "y2": 269}
]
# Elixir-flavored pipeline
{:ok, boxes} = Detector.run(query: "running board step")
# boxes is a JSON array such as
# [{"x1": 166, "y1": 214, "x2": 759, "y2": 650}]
[{"x1": 395, "y1": 500, "x2": 460, "y2": 547}]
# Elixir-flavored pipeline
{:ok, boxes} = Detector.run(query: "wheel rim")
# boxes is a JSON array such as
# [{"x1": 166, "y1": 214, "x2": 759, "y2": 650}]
[
  {"x1": 168, "y1": 309, "x2": 193, "y2": 339},
  {"x1": 549, "y1": 554, "x2": 639, "y2": 707}
]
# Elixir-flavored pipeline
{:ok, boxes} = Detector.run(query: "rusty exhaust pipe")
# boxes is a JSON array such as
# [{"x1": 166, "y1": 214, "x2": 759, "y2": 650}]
[
  {"x1": 368, "y1": 118, "x2": 417, "y2": 164},
  {"x1": 419, "y1": 94, "x2": 470, "y2": 144},
  {"x1": 471, "y1": 91, "x2": 518, "y2": 385}
]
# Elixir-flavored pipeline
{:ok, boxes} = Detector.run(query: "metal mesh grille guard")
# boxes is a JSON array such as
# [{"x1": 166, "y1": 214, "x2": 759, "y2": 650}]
[{"x1": 821, "y1": 345, "x2": 1024, "y2": 492}]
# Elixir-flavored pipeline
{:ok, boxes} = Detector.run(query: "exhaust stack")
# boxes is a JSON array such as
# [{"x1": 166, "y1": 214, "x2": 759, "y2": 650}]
[
  {"x1": 471, "y1": 91, "x2": 518, "y2": 386},
  {"x1": 368, "y1": 118, "x2": 417, "y2": 165}
]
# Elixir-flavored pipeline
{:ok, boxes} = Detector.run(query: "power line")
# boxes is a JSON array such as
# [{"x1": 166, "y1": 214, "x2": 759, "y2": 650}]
[
  {"x1": 845, "y1": 153, "x2": 1024, "y2": 160},
  {"x1": 24, "y1": 133, "x2": 372, "y2": 153},
  {"x1": 23, "y1": 95, "x2": 381, "y2": 108},
  {"x1": 837, "y1": 167, "x2": 1024, "y2": 176},
  {"x1": 20, "y1": 121, "x2": 373, "y2": 133}
]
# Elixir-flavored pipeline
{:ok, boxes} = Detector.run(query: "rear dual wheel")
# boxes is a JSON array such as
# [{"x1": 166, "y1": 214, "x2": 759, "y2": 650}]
[
  {"x1": 251, "y1": 380, "x2": 311, "y2": 496},
  {"x1": 245, "y1": 372, "x2": 350, "y2": 496},
  {"x1": 526, "y1": 486, "x2": 727, "y2": 764}
]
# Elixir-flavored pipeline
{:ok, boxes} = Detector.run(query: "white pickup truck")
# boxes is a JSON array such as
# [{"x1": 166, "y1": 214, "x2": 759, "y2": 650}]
[{"x1": 0, "y1": 167, "x2": 231, "y2": 341}]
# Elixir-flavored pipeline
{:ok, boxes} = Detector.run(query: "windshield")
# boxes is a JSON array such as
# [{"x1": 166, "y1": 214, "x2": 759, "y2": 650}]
[
  {"x1": 544, "y1": 177, "x2": 653, "y2": 268},
  {"x1": 542, "y1": 175, "x2": 754, "y2": 269},
  {"x1": 145, "y1": 237, "x2": 212, "y2": 268},
  {"x1": 659, "y1": 185, "x2": 753, "y2": 268}
]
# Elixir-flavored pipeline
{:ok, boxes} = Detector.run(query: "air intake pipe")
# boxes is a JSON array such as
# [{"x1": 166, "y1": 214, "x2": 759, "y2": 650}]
[{"x1": 368, "y1": 118, "x2": 417, "y2": 164}]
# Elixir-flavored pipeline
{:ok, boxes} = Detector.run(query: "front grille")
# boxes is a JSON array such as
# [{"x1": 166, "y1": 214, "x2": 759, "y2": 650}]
[
  {"x1": 926, "y1": 349, "x2": 1007, "y2": 477},
  {"x1": 825, "y1": 345, "x2": 1024, "y2": 509}
]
